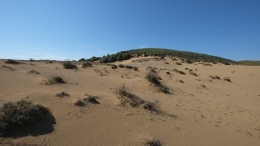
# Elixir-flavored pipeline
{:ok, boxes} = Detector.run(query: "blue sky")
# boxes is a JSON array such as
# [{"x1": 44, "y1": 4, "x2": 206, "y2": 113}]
[{"x1": 0, "y1": 0, "x2": 259, "y2": 61}]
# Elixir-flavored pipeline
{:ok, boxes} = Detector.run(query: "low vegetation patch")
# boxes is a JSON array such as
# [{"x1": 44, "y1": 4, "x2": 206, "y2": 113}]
[
  {"x1": 82, "y1": 62, "x2": 92, "y2": 68},
  {"x1": 204, "y1": 63, "x2": 212, "y2": 66},
  {"x1": 133, "y1": 66, "x2": 138, "y2": 71},
  {"x1": 146, "y1": 73, "x2": 169, "y2": 93},
  {"x1": 173, "y1": 69, "x2": 185, "y2": 75},
  {"x1": 0, "y1": 65, "x2": 15, "y2": 71},
  {"x1": 118, "y1": 64, "x2": 125, "y2": 68},
  {"x1": 179, "y1": 80, "x2": 184, "y2": 83},
  {"x1": 27, "y1": 70, "x2": 40, "y2": 74},
  {"x1": 111, "y1": 65, "x2": 117, "y2": 69},
  {"x1": 84, "y1": 95, "x2": 99, "y2": 104},
  {"x1": 189, "y1": 71, "x2": 198, "y2": 76},
  {"x1": 63, "y1": 62, "x2": 77, "y2": 69},
  {"x1": 0, "y1": 100, "x2": 49, "y2": 136},
  {"x1": 223, "y1": 77, "x2": 232, "y2": 82},
  {"x1": 146, "y1": 139, "x2": 164, "y2": 146},
  {"x1": 116, "y1": 84, "x2": 144, "y2": 107},
  {"x1": 209, "y1": 75, "x2": 221, "y2": 80},
  {"x1": 56, "y1": 91, "x2": 70, "y2": 98},
  {"x1": 125, "y1": 65, "x2": 133, "y2": 69},
  {"x1": 46, "y1": 75, "x2": 65, "y2": 85},
  {"x1": 74, "y1": 100, "x2": 85, "y2": 106},
  {"x1": 4, "y1": 59, "x2": 21, "y2": 64}
]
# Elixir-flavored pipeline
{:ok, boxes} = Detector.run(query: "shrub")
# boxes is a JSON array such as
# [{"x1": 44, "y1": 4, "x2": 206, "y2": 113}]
[
  {"x1": 84, "y1": 95, "x2": 99, "y2": 104},
  {"x1": 117, "y1": 84, "x2": 129, "y2": 97},
  {"x1": 27, "y1": 70, "x2": 40, "y2": 74},
  {"x1": 5, "y1": 59, "x2": 20, "y2": 64},
  {"x1": 179, "y1": 80, "x2": 184, "y2": 83},
  {"x1": 56, "y1": 91, "x2": 70, "y2": 97},
  {"x1": 82, "y1": 62, "x2": 92, "y2": 68},
  {"x1": 189, "y1": 71, "x2": 198, "y2": 76},
  {"x1": 166, "y1": 71, "x2": 170, "y2": 74},
  {"x1": 173, "y1": 69, "x2": 185, "y2": 75},
  {"x1": 63, "y1": 62, "x2": 77, "y2": 69},
  {"x1": 74, "y1": 100, "x2": 85, "y2": 106},
  {"x1": 111, "y1": 65, "x2": 117, "y2": 69},
  {"x1": 118, "y1": 64, "x2": 125, "y2": 68},
  {"x1": 209, "y1": 75, "x2": 215, "y2": 79},
  {"x1": 185, "y1": 68, "x2": 188, "y2": 70},
  {"x1": 125, "y1": 65, "x2": 133, "y2": 69},
  {"x1": 215, "y1": 76, "x2": 221, "y2": 80},
  {"x1": 0, "y1": 100, "x2": 49, "y2": 136},
  {"x1": 224, "y1": 77, "x2": 231, "y2": 82},
  {"x1": 133, "y1": 67, "x2": 138, "y2": 71},
  {"x1": 47, "y1": 76, "x2": 65, "y2": 84},
  {"x1": 146, "y1": 139, "x2": 164, "y2": 146},
  {"x1": 146, "y1": 73, "x2": 161, "y2": 86}
]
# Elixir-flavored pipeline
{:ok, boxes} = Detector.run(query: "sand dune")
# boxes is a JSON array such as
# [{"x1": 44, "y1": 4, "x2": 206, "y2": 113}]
[{"x1": 0, "y1": 57, "x2": 260, "y2": 146}]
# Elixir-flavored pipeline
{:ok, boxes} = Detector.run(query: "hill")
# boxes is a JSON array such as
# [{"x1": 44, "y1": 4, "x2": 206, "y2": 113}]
[
  {"x1": 237, "y1": 60, "x2": 260, "y2": 66},
  {"x1": 81, "y1": 48, "x2": 237, "y2": 65}
]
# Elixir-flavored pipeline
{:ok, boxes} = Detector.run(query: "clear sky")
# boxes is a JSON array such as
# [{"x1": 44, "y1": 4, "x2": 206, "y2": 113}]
[{"x1": 0, "y1": 0, "x2": 259, "y2": 61}]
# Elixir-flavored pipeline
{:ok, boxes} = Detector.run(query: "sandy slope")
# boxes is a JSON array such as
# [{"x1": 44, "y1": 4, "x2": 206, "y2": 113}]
[{"x1": 0, "y1": 57, "x2": 260, "y2": 146}]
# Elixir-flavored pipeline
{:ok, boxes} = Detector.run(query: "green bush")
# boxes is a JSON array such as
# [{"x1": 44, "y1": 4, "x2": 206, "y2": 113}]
[
  {"x1": 224, "y1": 77, "x2": 231, "y2": 82},
  {"x1": 5, "y1": 59, "x2": 20, "y2": 64},
  {"x1": 118, "y1": 64, "x2": 125, "y2": 68},
  {"x1": 47, "y1": 76, "x2": 65, "y2": 84},
  {"x1": 146, "y1": 73, "x2": 161, "y2": 86},
  {"x1": 82, "y1": 62, "x2": 92, "y2": 68},
  {"x1": 63, "y1": 62, "x2": 77, "y2": 69},
  {"x1": 0, "y1": 100, "x2": 49, "y2": 136}
]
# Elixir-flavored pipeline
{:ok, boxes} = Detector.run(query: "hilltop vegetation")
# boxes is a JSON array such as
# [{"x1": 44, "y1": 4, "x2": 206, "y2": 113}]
[
  {"x1": 237, "y1": 60, "x2": 260, "y2": 66},
  {"x1": 81, "y1": 48, "x2": 237, "y2": 65}
]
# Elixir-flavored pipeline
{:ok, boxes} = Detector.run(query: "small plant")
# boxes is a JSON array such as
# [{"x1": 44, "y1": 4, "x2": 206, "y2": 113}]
[
  {"x1": 173, "y1": 69, "x2": 185, "y2": 75},
  {"x1": 0, "y1": 65, "x2": 15, "y2": 71},
  {"x1": 118, "y1": 64, "x2": 125, "y2": 68},
  {"x1": 0, "y1": 100, "x2": 49, "y2": 136},
  {"x1": 201, "y1": 84, "x2": 206, "y2": 88},
  {"x1": 224, "y1": 77, "x2": 231, "y2": 82},
  {"x1": 185, "y1": 68, "x2": 188, "y2": 70},
  {"x1": 111, "y1": 65, "x2": 117, "y2": 69},
  {"x1": 82, "y1": 62, "x2": 92, "y2": 68},
  {"x1": 179, "y1": 80, "x2": 184, "y2": 83},
  {"x1": 165, "y1": 62, "x2": 169, "y2": 64},
  {"x1": 166, "y1": 71, "x2": 170, "y2": 74},
  {"x1": 74, "y1": 100, "x2": 85, "y2": 106},
  {"x1": 117, "y1": 84, "x2": 129, "y2": 97},
  {"x1": 189, "y1": 71, "x2": 198, "y2": 76},
  {"x1": 125, "y1": 65, "x2": 133, "y2": 69},
  {"x1": 5, "y1": 59, "x2": 21, "y2": 64},
  {"x1": 209, "y1": 75, "x2": 215, "y2": 79},
  {"x1": 215, "y1": 76, "x2": 221, "y2": 80},
  {"x1": 27, "y1": 70, "x2": 40, "y2": 74},
  {"x1": 47, "y1": 75, "x2": 65, "y2": 84},
  {"x1": 133, "y1": 67, "x2": 138, "y2": 71},
  {"x1": 146, "y1": 73, "x2": 161, "y2": 86},
  {"x1": 56, "y1": 91, "x2": 70, "y2": 97},
  {"x1": 84, "y1": 95, "x2": 99, "y2": 104},
  {"x1": 146, "y1": 139, "x2": 164, "y2": 146},
  {"x1": 63, "y1": 62, "x2": 77, "y2": 69},
  {"x1": 204, "y1": 63, "x2": 212, "y2": 66}
]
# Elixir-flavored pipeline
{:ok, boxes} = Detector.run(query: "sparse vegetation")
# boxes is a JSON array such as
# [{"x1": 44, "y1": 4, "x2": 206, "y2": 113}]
[
  {"x1": 146, "y1": 139, "x2": 164, "y2": 146},
  {"x1": 125, "y1": 65, "x2": 133, "y2": 69},
  {"x1": 56, "y1": 91, "x2": 70, "y2": 98},
  {"x1": 111, "y1": 65, "x2": 117, "y2": 69},
  {"x1": 116, "y1": 84, "x2": 144, "y2": 107},
  {"x1": 215, "y1": 76, "x2": 221, "y2": 80},
  {"x1": 0, "y1": 65, "x2": 15, "y2": 71},
  {"x1": 27, "y1": 70, "x2": 40, "y2": 74},
  {"x1": 82, "y1": 62, "x2": 92, "y2": 68},
  {"x1": 224, "y1": 77, "x2": 232, "y2": 82},
  {"x1": 179, "y1": 80, "x2": 184, "y2": 83},
  {"x1": 4, "y1": 59, "x2": 21, "y2": 64},
  {"x1": 47, "y1": 75, "x2": 65, "y2": 84},
  {"x1": 146, "y1": 73, "x2": 169, "y2": 93},
  {"x1": 74, "y1": 100, "x2": 85, "y2": 106},
  {"x1": 133, "y1": 67, "x2": 138, "y2": 71},
  {"x1": 189, "y1": 71, "x2": 198, "y2": 76},
  {"x1": 0, "y1": 100, "x2": 49, "y2": 136},
  {"x1": 173, "y1": 69, "x2": 185, "y2": 75},
  {"x1": 84, "y1": 95, "x2": 99, "y2": 104},
  {"x1": 63, "y1": 62, "x2": 77, "y2": 69},
  {"x1": 118, "y1": 64, "x2": 125, "y2": 68},
  {"x1": 204, "y1": 63, "x2": 212, "y2": 66}
]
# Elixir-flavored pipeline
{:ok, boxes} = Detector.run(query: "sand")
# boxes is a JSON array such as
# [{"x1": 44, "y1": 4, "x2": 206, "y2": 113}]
[{"x1": 0, "y1": 57, "x2": 260, "y2": 146}]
